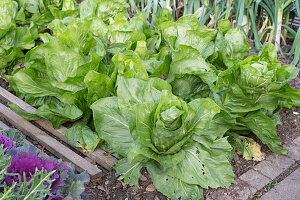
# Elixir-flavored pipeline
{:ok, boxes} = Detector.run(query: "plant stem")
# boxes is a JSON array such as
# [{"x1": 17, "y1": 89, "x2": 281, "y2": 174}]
[
  {"x1": 275, "y1": 5, "x2": 283, "y2": 51},
  {"x1": 282, "y1": 8, "x2": 290, "y2": 42}
]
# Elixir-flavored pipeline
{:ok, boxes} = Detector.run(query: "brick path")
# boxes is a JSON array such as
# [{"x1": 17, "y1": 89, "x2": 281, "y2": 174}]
[
  {"x1": 206, "y1": 136, "x2": 300, "y2": 200},
  {"x1": 260, "y1": 168, "x2": 300, "y2": 200}
]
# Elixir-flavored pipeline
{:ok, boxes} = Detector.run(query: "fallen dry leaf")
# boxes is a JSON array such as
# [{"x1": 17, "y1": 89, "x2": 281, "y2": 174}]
[{"x1": 91, "y1": 177, "x2": 102, "y2": 183}]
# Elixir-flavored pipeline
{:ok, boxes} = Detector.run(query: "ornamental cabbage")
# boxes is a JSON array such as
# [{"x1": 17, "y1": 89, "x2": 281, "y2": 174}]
[
  {"x1": 0, "y1": 129, "x2": 89, "y2": 200},
  {"x1": 0, "y1": 133, "x2": 15, "y2": 153},
  {"x1": 2, "y1": 146, "x2": 89, "y2": 199},
  {"x1": 4, "y1": 152, "x2": 70, "y2": 193}
]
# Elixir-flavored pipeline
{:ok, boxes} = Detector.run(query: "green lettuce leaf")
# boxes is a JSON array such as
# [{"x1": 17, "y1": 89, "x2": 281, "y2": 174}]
[
  {"x1": 91, "y1": 96, "x2": 133, "y2": 157},
  {"x1": 241, "y1": 110, "x2": 288, "y2": 155},
  {"x1": 114, "y1": 158, "x2": 144, "y2": 187},
  {"x1": 0, "y1": 0, "x2": 17, "y2": 38},
  {"x1": 147, "y1": 162, "x2": 203, "y2": 200},
  {"x1": 64, "y1": 122, "x2": 101, "y2": 152},
  {"x1": 9, "y1": 98, "x2": 83, "y2": 129},
  {"x1": 80, "y1": 0, "x2": 128, "y2": 22},
  {"x1": 167, "y1": 45, "x2": 217, "y2": 101},
  {"x1": 84, "y1": 70, "x2": 113, "y2": 106},
  {"x1": 166, "y1": 140, "x2": 234, "y2": 188}
]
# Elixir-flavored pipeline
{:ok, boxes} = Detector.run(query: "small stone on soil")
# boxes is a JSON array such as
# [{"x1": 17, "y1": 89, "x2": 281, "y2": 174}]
[
  {"x1": 146, "y1": 184, "x2": 156, "y2": 192},
  {"x1": 97, "y1": 185, "x2": 106, "y2": 191},
  {"x1": 140, "y1": 175, "x2": 147, "y2": 181}
]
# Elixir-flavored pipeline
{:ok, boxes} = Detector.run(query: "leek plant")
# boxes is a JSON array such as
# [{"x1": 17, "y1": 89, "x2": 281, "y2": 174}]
[
  {"x1": 289, "y1": 1, "x2": 300, "y2": 64},
  {"x1": 128, "y1": 0, "x2": 299, "y2": 62}
]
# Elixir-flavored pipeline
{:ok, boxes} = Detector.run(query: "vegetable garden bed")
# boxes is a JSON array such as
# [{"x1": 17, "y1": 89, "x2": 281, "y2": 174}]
[
  {"x1": 1, "y1": 0, "x2": 300, "y2": 199},
  {"x1": 1, "y1": 84, "x2": 300, "y2": 199},
  {"x1": 1, "y1": 52, "x2": 300, "y2": 200}
]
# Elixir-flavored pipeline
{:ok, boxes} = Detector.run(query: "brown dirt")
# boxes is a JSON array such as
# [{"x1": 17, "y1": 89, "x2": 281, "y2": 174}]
[
  {"x1": 86, "y1": 169, "x2": 168, "y2": 200},
  {"x1": 0, "y1": 77, "x2": 9, "y2": 90}
]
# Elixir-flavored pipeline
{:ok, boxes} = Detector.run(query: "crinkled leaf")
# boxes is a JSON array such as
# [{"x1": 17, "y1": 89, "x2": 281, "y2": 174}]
[
  {"x1": 11, "y1": 69, "x2": 65, "y2": 98},
  {"x1": 9, "y1": 99, "x2": 83, "y2": 129},
  {"x1": 127, "y1": 143, "x2": 186, "y2": 168},
  {"x1": 0, "y1": 128, "x2": 25, "y2": 147},
  {"x1": 80, "y1": 0, "x2": 128, "y2": 22},
  {"x1": 64, "y1": 123, "x2": 100, "y2": 152},
  {"x1": 241, "y1": 110, "x2": 288, "y2": 155},
  {"x1": 91, "y1": 97, "x2": 133, "y2": 157},
  {"x1": 167, "y1": 45, "x2": 217, "y2": 101},
  {"x1": 84, "y1": 70, "x2": 113, "y2": 106},
  {"x1": 0, "y1": 0, "x2": 17, "y2": 38},
  {"x1": 114, "y1": 158, "x2": 143, "y2": 187},
  {"x1": 117, "y1": 77, "x2": 171, "y2": 133},
  {"x1": 147, "y1": 162, "x2": 203, "y2": 200},
  {"x1": 166, "y1": 140, "x2": 234, "y2": 188}
]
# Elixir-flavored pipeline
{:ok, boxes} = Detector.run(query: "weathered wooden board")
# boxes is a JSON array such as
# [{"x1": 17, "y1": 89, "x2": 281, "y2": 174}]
[
  {"x1": 0, "y1": 103, "x2": 102, "y2": 178},
  {"x1": 0, "y1": 86, "x2": 117, "y2": 170}
]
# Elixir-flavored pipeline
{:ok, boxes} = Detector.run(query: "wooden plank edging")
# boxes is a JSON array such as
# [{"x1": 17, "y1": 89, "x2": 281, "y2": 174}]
[
  {"x1": 0, "y1": 86, "x2": 117, "y2": 170},
  {"x1": 0, "y1": 103, "x2": 102, "y2": 178}
]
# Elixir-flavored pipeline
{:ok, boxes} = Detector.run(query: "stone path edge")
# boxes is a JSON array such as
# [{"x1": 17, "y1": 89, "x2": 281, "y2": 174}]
[{"x1": 206, "y1": 135, "x2": 300, "y2": 200}]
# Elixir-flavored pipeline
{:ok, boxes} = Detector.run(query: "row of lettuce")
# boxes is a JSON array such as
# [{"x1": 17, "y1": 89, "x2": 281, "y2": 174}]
[
  {"x1": 0, "y1": 128, "x2": 89, "y2": 199},
  {"x1": 1, "y1": 0, "x2": 300, "y2": 199}
]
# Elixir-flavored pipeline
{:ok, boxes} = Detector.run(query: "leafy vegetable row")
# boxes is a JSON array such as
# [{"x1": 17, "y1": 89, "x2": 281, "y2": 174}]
[{"x1": 1, "y1": 0, "x2": 300, "y2": 199}]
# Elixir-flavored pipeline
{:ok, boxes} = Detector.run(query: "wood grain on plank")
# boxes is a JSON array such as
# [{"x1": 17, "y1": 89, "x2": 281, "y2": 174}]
[
  {"x1": 0, "y1": 86, "x2": 117, "y2": 170},
  {"x1": 0, "y1": 121, "x2": 9, "y2": 129},
  {"x1": 0, "y1": 103, "x2": 102, "y2": 178}
]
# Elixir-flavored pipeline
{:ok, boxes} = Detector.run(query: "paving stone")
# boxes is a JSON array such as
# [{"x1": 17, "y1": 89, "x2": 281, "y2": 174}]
[
  {"x1": 239, "y1": 169, "x2": 271, "y2": 190},
  {"x1": 260, "y1": 167, "x2": 300, "y2": 200},
  {"x1": 292, "y1": 136, "x2": 300, "y2": 146},
  {"x1": 285, "y1": 143, "x2": 300, "y2": 161},
  {"x1": 253, "y1": 154, "x2": 295, "y2": 179},
  {"x1": 206, "y1": 178, "x2": 256, "y2": 200},
  {"x1": 208, "y1": 137, "x2": 300, "y2": 200}
]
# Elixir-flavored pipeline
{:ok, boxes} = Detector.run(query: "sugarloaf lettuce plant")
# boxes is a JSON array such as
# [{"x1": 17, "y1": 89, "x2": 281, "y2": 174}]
[
  {"x1": 9, "y1": 10, "x2": 153, "y2": 151},
  {"x1": 0, "y1": 0, "x2": 82, "y2": 73},
  {"x1": 208, "y1": 19, "x2": 249, "y2": 69},
  {"x1": 91, "y1": 77, "x2": 235, "y2": 200},
  {"x1": 214, "y1": 43, "x2": 300, "y2": 155},
  {"x1": 217, "y1": 43, "x2": 300, "y2": 112},
  {"x1": 0, "y1": 0, "x2": 37, "y2": 73},
  {"x1": 13, "y1": 0, "x2": 79, "y2": 28}
]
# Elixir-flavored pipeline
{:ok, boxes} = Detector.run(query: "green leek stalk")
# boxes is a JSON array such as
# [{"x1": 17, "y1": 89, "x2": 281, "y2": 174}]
[{"x1": 274, "y1": 0, "x2": 294, "y2": 51}]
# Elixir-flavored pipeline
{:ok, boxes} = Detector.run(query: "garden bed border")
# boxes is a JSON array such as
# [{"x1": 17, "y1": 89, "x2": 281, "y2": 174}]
[{"x1": 0, "y1": 86, "x2": 117, "y2": 171}]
